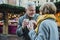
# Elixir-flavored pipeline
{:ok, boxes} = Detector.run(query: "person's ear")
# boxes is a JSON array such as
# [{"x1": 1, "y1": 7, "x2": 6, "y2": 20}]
[{"x1": 40, "y1": 11, "x2": 42, "y2": 15}]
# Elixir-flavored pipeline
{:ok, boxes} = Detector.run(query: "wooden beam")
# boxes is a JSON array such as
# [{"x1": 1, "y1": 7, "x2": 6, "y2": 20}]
[{"x1": 3, "y1": 12, "x2": 8, "y2": 34}]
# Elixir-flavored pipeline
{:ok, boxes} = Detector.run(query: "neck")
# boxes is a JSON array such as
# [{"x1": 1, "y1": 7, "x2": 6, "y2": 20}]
[{"x1": 26, "y1": 14, "x2": 34, "y2": 20}]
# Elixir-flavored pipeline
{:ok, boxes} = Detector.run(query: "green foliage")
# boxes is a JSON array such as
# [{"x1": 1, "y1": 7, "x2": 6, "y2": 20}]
[
  {"x1": 54, "y1": 1, "x2": 60, "y2": 13},
  {"x1": 0, "y1": 4, "x2": 25, "y2": 13},
  {"x1": 36, "y1": 6, "x2": 40, "y2": 13}
]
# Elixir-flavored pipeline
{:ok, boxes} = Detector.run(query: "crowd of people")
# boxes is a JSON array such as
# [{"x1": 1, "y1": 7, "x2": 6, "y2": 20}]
[{"x1": 16, "y1": 1, "x2": 59, "y2": 40}]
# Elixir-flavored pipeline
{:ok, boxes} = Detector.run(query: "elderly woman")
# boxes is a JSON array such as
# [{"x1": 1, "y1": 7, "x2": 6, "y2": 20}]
[{"x1": 27, "y1": 2, "x2": 59, "y2": 40}]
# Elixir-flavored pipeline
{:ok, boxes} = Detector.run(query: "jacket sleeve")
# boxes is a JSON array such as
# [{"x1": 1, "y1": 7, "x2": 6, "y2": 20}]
[
  {"x1": 16, "y1": 17, "x2": 24, "y2": 37},
  {"x1": 28, "y1": 20, "x2": 49, "y2": 40}
]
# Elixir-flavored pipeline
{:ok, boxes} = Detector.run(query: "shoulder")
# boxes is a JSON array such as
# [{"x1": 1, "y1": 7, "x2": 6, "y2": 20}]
[
  {"x1": 42, "y1": 19, "x2": 56, "y2": 24},
  {"x1": 34, "y1": 14, "x2": 39, "y2": 19},
  {"x1": 40, "y1": 19, "x2": 57, "y2": 27},
  {"x1": 18, "y1": 15, "x2": 25, "y2": 20},
  {"x1": 35, "y1": 14, "x2": 39, "y2": 17},
  {"x1": 38, "y1": 19, "x2": 56, "y2": 32}
]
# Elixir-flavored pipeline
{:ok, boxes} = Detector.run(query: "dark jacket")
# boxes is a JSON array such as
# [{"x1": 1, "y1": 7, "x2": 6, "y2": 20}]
[{"x1": 16, "y1": 14, "x2": 39, "y2": 40}]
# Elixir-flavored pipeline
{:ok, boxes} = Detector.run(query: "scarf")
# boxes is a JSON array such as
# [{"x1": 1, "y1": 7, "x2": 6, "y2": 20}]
[{"x1": 35, "y1": 14, "x2": 56, "y2": 34}]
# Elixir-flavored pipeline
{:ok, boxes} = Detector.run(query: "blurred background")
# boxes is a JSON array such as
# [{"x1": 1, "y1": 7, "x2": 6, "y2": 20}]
[{"x1": 0, "y1": 0, "x2": 60, "y2": 40}]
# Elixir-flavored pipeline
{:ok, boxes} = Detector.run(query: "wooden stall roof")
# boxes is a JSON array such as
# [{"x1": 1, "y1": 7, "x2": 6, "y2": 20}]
[{"x1": 0, "y1": 4, "x2": 25, "y2": 13}]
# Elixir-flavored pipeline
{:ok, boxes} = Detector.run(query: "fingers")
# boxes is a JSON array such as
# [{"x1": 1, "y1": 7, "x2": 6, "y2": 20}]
[
  {"x1": 27, "y1": 21, "x2": 34, "y2": 31},
  {"x1": 22, "y1": 19, "x2": 29, "y2": 28}
]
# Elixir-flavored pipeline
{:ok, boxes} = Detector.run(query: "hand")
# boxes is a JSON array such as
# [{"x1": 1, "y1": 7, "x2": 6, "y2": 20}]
[
  {"x1": 27, "y1": 21, "x2": 34, "y2": 31},
  {"x1": 30, "y1": 20, "x2": 37, "y2": 29},
  {"x1": 22, "y1": 19, "x2": 29, "y2": 29}
]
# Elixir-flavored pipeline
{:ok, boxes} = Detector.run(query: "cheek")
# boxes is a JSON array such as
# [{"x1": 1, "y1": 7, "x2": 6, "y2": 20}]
[
  {"x1": 33, "y1": 11, "x2": 35, "y2": 13},
  {"x1": 28, "y1": 10, "x2": 30, "y2": 12},
  {"x1": 26, "y1": 10, "x2": 30, "y2": 14}
]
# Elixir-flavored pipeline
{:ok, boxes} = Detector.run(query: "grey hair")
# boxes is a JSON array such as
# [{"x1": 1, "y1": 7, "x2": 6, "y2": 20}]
[
  {"x1": 40, "y1": 2, "x2": 57, "y2": 14},
  {"x1": 25, "y1": 1, "x2": 35, "y2": 9}
]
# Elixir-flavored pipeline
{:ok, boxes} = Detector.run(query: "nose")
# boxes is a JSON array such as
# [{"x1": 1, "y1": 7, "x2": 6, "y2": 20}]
[{"x1": 31, "y1": 11, "x2": 34, "y2": 13}]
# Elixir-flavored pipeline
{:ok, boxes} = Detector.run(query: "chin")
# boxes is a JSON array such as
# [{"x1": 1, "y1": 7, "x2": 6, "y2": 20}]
[
  {"x1": 29, "y1": 15, "x2": 34, "y2": 17},
  {"x1": 29, "y1": 14, "x2": 35, "y2": 17}
]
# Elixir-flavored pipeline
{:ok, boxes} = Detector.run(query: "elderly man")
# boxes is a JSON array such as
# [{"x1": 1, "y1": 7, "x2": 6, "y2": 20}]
[{"x1": 16, "y1": 1, "x2": 39, "y2": 40}]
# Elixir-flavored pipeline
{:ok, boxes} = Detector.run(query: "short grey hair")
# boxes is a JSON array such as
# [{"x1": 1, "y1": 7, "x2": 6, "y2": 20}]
[
  {"x1": 25, "y1": 1, "x2": 35, "y2": 9},
  {"x1": 40, "y1": 2, "x2": 57, "y2": 14}
]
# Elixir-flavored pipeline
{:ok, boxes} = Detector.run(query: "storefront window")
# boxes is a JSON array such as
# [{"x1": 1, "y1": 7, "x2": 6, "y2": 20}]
[{"x1": 8, "y1": 13, "x2": 20, "y2": 34}]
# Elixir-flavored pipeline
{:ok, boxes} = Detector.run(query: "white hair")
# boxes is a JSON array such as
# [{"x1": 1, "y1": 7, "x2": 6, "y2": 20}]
[{"x1": 25, "y1": 1, "x2": 35, "y2": 9}]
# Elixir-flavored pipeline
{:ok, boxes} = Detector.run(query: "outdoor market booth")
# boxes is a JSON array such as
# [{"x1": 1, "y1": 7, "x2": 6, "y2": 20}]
[{"x1": 0, "y1": 4, "x2": 25, "y2": 35}]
